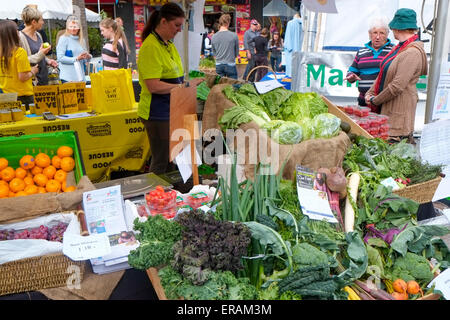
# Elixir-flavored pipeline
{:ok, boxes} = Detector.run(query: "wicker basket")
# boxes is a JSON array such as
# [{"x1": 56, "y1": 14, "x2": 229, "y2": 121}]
[
  {"x1": 0, "y1": 253, "x2": 85, "y2": 296},
  {"x1": 246, "y1": 65, "x2": 276, "y2": 82},
  {"x1": 393, "y1": 176, "x2": 442, "y2": 204}
]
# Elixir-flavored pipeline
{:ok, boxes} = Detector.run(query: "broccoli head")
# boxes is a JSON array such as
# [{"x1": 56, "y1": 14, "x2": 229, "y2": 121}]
[{"x1": 390, "y1": 252, "x2": 434, "y2": 285}]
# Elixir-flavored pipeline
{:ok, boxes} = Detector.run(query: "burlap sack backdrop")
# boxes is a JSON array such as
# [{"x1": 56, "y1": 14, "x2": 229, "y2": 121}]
[{"x1": 202, "y1": 84, "x2": 352, "y2": 180}]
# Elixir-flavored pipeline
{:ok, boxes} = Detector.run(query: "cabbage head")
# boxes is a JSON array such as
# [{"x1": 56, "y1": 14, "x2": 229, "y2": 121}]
[
  {"x1": 313, "y1": 113, "x2": 341, "y2": 138},
  {"x1": 271, "y1": 121, "x2": 303, "y2": 145}
]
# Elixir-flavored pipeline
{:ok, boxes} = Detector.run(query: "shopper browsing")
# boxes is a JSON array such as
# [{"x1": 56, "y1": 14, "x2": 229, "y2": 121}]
[
  {"x1": 365, "y1": 8, "x2": 427, "y2": 143},
  {"x1": 211, "y1": 14, "x2": 239, "y2": 79},
  {"x1": 0, "y1": 20, "x2": 38, "y2": 110},
  {"x1": 137, "y1": 3, "x2": 204, "y2": 174},
  {"x1": 56, "y1": 16, "x2": 91, "y2": 83},
  {"x1": 100, "y1": 18, "x2": 130, "y2": 70},
  {"x1": 345, "y1": 17, "x2": 394, "y2": 110},
  {"x1": 249, "y1": 27, "x2": 270, "y2": 81},
  {"x1": 18, "y1": 5, "x2": 58, "y2": 86},
  {"x1": 242, "y1": 19, "x2": 260, "y2": 81},
  {"x1": 268, "y1": 31, "x2": 284, "y2": 72}
]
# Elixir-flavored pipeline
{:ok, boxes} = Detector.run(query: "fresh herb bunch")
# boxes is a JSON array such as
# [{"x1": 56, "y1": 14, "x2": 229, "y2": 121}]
[
  {"x1": 128, "y1": 215, "x2": 182, "y2": 270},
  {"x1": 172, "y1": 209, "x2": 252, "y2": 285}
]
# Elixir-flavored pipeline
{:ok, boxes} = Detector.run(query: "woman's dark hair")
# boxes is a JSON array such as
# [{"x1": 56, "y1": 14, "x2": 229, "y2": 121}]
[
  {"x1": 270, "y1": 31, "x2": 281, "y2": 47},
  {"x1": 0, "y1": 20, "x2": 20, "y2": 73},
  {"x1": 142, "y1": 3, "x2": 185, "y2": 42}
]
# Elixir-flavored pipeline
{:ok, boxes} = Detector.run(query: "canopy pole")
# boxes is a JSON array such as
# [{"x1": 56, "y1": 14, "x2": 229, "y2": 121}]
[
  {"x1": 424, "y1": 0, "x2": 449, "y2": 124},
  {"x1": 98, "y1": 0, "x2": 101, "y2": 14},
  {"x1": 183, "y1": 0, "x2": 189, "y2": 79}
]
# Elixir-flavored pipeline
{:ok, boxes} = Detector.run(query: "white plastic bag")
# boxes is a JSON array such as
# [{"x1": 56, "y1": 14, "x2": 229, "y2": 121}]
[{"x1": 0, "y1": 212, "x2": 80, "y2": 265}]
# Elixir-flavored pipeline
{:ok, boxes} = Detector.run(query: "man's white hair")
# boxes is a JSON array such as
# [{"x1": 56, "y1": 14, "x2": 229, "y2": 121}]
[{"x1": 368, "y1": 16, "x2": 389, "y2": 33}]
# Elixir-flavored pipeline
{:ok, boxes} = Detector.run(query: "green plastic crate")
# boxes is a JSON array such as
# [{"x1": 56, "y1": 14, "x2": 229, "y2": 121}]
[{"x1": 0, "y1": 131, "x2": 85, "y2": 184}]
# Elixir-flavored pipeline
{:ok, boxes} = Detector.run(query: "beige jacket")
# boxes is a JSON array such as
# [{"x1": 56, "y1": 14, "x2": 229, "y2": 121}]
[
  {"x1": 367, "y1": 41, "x2": 428, "y2": 137},
  {"x1": 18, "y1": 31, "x2": 48, "y2": 65}
]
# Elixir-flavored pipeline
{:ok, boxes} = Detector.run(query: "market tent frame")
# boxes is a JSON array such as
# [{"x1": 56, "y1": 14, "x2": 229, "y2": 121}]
[{"x1": 263, "y1": 0, "x2": 298, "y2": 17}]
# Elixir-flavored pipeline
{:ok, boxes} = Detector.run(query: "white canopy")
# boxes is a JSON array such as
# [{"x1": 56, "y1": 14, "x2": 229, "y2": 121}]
[{"x1": 0, "y1": 0, "x2": 100, "y2": 22}]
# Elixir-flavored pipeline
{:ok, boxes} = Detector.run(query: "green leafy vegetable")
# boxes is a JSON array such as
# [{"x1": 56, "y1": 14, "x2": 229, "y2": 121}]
[
  {"x1": 128, "y1": 215, "x2": 182, "y2": 270},
  {"x1": 312, "y1": 113, "x2": 341, "y2": 138}
]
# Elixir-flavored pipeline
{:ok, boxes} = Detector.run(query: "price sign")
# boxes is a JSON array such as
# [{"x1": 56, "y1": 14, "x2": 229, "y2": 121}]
[{"x1": 63, "y1": 233, "x2": 111, "y2": 261}]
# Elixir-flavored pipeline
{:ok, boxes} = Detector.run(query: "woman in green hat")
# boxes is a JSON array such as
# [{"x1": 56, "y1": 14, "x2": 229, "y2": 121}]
[{"x1": 364, "y1": 8, "x2": 428, "y2": 144}]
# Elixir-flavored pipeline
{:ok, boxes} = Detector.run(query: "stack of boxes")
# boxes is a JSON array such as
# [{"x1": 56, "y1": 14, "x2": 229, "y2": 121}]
[{"x1": 343, "y1": 105, "x2": 390, "y2": 140}]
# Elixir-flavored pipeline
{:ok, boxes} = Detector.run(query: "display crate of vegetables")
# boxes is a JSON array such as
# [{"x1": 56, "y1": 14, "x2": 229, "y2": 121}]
[{"x1": 130, "y1": 148, "x2": 449, "y2": 300}]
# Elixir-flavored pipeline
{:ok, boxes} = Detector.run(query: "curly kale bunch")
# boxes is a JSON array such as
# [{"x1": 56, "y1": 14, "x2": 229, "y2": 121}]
[
  {"x1": 128, "y1": 215, "x2": 182, "y2": 270},
  {"x1": 172, "y1": 209, "x2": 251, "y2": 284}
]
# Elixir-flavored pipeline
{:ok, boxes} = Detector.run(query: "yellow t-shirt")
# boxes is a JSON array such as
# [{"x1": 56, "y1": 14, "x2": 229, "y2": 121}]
[
  {"x1": 0, "y1": 47, "x2": 33, "y2": 96},
  {"x1": 137, "y1": 32, "x2": 184, "y2": 121}
]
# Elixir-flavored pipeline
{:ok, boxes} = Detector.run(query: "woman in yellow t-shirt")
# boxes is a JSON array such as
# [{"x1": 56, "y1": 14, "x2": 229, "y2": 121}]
[
  {"x1": 0, "y1": 20, "x2": 38, "y2": 110},
  {"x1": 138, "y1": 3, "x2": 204, "y2": 174}
]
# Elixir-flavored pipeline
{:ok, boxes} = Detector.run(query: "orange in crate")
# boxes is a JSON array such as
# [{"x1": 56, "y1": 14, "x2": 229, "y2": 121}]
[
  {"x1": 35, "y1": 153, "x2": 51, "y2": 168},
  {"x1": 0, "y1": 158, "x2": 8, "y2": 171},
  {"x1": 9, "y1": 178, "x2": 25, "y2": 193},
  {"x1": 33, "y1": 174, "x2": 48, "y2": 187},
  {"x1": 54, "y1": 170, "x2": 67, "y2": 184},
  {"x1": 46, "y1": 179, "x2": 61, "y2": 193},
  {"x1": 60, "y1": 157, "x2": 75, "y2": 172},
  {"x1": 51, "y1": 156, "x2": 62, "y2": 169},
  {"x1": 19, "y1": 155, "x2": 35, "y2": 170},
  {"x1": 1, "y1": 167, "x2": 15, "y2": 182},
  {"x1": 64, "y1": 186, "x2": 76, "y2": 192},
  {"x1": 57, "y1": 146, "x2": 73, "y2": 158},
  {"x1": 31, "y1": 166, "x2": 43, "y2": 175},
  {"x1": 24, "y1": 185, "x2": 39, "y2": 195},
  {"x1": 15, "y1": 191, "x2": 28, "y2": 197},
  {"x1": 15, "y1": 167, "x2": 27, "y2": 179},
  {"x1": 0, "y1": 185, "x2": 9, "y2": 198},
  {"x1": 43, "y1": 165, "x2": 57, "y2": 179},
  {"x1": 23, "y1": 176, "x2": 34, "y2": 187}
]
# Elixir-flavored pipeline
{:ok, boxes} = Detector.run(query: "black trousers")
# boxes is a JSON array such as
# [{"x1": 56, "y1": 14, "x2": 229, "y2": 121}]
[{"x1": 140, "y1": 118, "x2": 172, "y2": 175}]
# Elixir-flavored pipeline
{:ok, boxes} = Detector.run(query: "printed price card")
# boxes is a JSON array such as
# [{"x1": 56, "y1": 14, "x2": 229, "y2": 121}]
[{"x1": 63, "y1": 233, "x2": 111, "y2": 261}]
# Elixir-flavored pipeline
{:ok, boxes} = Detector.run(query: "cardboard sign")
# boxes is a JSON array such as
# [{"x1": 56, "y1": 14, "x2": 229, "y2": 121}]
[
  {"x1": 59, "y1": 83, "x2": 79, "y2": 114},
  {"x1": 33, "y1": 85, "x2": 59, "y2": 115},
  {"x1": 74, "y1": 82, "x2": 88, "y2": 111}
]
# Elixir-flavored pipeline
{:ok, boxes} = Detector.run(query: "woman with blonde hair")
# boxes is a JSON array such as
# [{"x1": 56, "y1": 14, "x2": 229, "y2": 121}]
[
  {"x1": 56, "y1": 16, "x2": 91, "y2": 82},
  {"x1": 18, "y1": 5, "x2": 58, "y2": 86},
  {"x1": 0, "y1": 20, "x2": 38, "y2": 110},
  {"x1": 100, "y1": 18, "x2": 130, "y2": 70}
]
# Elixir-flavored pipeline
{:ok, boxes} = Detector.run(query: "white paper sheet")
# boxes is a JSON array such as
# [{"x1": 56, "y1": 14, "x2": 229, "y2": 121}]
[
  {"x1": 420, "y1": 119, "x2": 450, "y2": 166},
  {"x1": 175, "y1": 143, "x2": 202, "y2": 183},
  {"x1": 254, "y1": 79, "x2": 285, "y2": 94}
]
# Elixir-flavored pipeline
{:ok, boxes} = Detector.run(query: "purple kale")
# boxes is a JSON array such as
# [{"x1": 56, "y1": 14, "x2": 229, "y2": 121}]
[{"x1": 363, "y1": 223, "x2": 408, "y2": 244}]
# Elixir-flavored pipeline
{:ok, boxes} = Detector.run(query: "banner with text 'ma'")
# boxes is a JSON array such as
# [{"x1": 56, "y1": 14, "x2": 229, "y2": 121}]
[{"x1": 291, "y1": 51, "x2": 359, "y2": 97}]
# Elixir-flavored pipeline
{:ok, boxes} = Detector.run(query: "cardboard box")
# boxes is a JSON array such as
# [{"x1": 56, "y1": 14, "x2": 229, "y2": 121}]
[
  {"x1": 33, "y1": 85, "x2": 59, "y2": 115},
  {"x1": 59, "y1": 82, "x2": 79, "y2": 114}
]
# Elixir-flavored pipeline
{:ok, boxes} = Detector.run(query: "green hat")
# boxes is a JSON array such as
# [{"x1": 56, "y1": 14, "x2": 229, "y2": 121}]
[{"x1": 389, "y1": 8, "x2": 418, "y2": 30}]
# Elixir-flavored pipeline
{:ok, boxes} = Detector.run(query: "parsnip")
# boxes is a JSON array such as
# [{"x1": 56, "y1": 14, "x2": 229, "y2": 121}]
[{"x1": 344, "y1": 172, "x2": 360, "y2": 232}]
